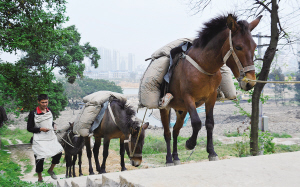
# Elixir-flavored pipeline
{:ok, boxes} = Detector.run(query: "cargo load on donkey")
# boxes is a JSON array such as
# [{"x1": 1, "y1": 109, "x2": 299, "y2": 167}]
[
  {"x1": 73, "y1": 91, "x2": 126, "y2": 137},
  {"x1": 138, "y1": 38, "x2": 237, "y2": 109}
]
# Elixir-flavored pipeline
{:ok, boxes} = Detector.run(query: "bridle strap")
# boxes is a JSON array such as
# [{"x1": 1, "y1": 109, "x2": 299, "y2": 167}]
[
  {"x1": 183, "y1": 54, "x2": 214, "y2": 76},
  {"x1": 223, "y1": 30, "x2": 255, "y2": 78},
  {"x1": 108, "y1": 102, "x2": 116, "y2": 125},
  {"x1": 124, "y1": 134, "x2": 142, "y2": 157}
]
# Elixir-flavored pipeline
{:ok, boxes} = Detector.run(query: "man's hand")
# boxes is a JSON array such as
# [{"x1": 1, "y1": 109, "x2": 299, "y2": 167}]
[{"x1": 40, "y1": 127, "x2": 50, "y2": 132}]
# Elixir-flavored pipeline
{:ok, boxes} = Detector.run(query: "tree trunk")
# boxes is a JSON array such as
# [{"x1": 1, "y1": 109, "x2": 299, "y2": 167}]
[{"x1": 250, "y1": 0, "x2": 279, "y2": 155}]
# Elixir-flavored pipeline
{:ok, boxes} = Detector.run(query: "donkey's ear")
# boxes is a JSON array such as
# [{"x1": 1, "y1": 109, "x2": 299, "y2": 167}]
[
  {"x1": 227, "y1": 14, "x2": 239, "y2": 33},
  {"x1": 69, "y1": 122, "x2": 74, "y2": 127},
  {"x1": 142, "y1": 122, "x2": 149, "y2": 130},
  {"x1": 249, "y1": 15, "x2": 263, "y2": 31}
]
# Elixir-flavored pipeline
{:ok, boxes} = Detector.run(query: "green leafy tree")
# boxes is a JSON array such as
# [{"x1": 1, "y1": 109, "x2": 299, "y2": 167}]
[
  {"x1": 20, "y1": 25, "x2": 100, "y2": 83},
  {"x1": 46, "y1": 81, "x2": 68, "y2": 120},
  {"x1": 0, "y1": 0, "x2": 68, "y2": 53}
]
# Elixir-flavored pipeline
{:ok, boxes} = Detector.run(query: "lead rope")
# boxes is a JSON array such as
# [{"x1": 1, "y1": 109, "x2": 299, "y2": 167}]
[
  {"x1": 242, "y1": 77, "x2": 300, "y2": 84},
  {"x1": 130, "y1": 108, "x2": 148, "y2": 157}
]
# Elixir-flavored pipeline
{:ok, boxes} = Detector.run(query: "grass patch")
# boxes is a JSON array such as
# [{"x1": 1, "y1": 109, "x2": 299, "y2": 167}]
[
  {"x1": 275, "y1": 144, "x2": 300, "y2": 152},
  {"x1": 0, "y1": 144, "x2": 53, "y2": 186},
  {"x1": 271, "y1": 133, "x2": 292, "y2": 138},
  {"x1": 224, "y1": 131, "x2": 242, "y2": 137},
  {"x1": 0, "y1": 126, "x2": 32, "y2": 144}
]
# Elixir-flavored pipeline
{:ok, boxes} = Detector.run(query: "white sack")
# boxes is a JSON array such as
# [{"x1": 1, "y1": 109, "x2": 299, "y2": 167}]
[{"x1": 139, "y1": 38, "x2": 194, "y2": 109}]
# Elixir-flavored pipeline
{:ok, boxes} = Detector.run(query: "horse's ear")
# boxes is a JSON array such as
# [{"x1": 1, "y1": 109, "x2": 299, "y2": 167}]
[
  {"x1": 249, "y1": 15, "x2": 263, "y2": 32},
  {"x1": 142, "y1": 122, "x2": 149, "y2": 130},
  {"x1": 226, "y1": 14, "x2": 238, "y2": 33}
]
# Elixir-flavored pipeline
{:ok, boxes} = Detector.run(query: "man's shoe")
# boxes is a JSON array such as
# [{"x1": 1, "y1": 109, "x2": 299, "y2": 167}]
[{"x1": 47, "y1": 170, "x2": 57, "y2": 180}]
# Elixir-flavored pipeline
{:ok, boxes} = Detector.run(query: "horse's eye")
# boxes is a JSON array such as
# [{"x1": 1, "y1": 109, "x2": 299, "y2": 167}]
[{"x1": 235, "y1": 46, "x2": 242, "y2": 50}]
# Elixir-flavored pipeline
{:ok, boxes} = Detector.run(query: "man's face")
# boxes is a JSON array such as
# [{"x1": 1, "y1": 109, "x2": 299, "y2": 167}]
[{"x1": 38, "y1": 99, "x2": 48, "y2": 110}]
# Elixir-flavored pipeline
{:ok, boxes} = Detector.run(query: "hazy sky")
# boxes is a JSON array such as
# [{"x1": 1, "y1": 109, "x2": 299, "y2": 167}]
[
  {"x1": 1, "y1": 0, "x2": 299, "y2": 72},
  {"x1": 63, "y1": 0, "x2": 265, "y2": 68}
]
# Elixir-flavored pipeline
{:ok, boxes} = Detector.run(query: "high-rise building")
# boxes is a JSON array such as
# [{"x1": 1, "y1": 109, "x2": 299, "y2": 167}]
[
  {"x1": 112, "y1": 49, "x2": 120, "y2": 71},
  {"x1": 128, "y1": 53, "x2": 135, "y2": 72},
  {"x1": 98, "y1": 47, "x2": 112, "y2": 71},
  {"x1": 120, "y1": 56, "x2": 127, "y2": 71}
]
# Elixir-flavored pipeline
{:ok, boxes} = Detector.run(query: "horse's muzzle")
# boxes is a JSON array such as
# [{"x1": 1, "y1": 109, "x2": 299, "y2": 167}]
[{"x1": 130, "y1": 159, "x2": 142, "y2": 167}]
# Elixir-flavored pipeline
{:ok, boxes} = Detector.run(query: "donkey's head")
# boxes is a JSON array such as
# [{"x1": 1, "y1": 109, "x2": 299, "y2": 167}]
[
  {"x1": 126, "y1": 121, "x2": 149, "y2": 167},
  {"x1": 223, "y1": 14, "x2": 262, "y2": 91}
]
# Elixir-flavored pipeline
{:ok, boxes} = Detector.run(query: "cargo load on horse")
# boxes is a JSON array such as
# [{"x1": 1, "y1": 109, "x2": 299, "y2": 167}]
[
  {"x1": 73, "y1": 91, "x2": 127, "y2": 137},
  {"x1": 138, "y1": 37, "x2": 237, "y2": 109}
]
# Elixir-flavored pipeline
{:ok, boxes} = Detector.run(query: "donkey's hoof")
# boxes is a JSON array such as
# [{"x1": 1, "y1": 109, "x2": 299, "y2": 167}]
[
  {"x1": 185, "y1": 140, "x2": 196, "y2": 150},
  {"x1": 173, "y1": 160, "x2": 181, "y2": 165},
  {"x1": 166, "y1": 162, "x2": 174, "y2": 167},
  {"x1": 208, "y1": 156, "x2": 219, "y2": 161}
]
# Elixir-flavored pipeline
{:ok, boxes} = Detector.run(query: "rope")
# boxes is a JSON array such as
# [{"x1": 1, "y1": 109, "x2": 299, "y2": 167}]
[
  {"x1": 131, "y1": 108, "x2": 148, "y2": 157},
  {"x1": 55, "y1": 132, "x2": 75, "y2": 148},
  {"x1": 242, "y1": 77, "x2": 300, "y2": 84}
]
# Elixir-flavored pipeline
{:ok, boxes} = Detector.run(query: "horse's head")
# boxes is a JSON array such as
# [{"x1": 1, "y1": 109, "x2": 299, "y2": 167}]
[
  {"x1": 68, "y1": 122, "x2": 84, "y2": 148},
  {"x1": 125, "y1": 121, "x2": 149, "y2": 167},
  {"x1": 222, "y1": 14, "x2": 262, "y2": 91}
]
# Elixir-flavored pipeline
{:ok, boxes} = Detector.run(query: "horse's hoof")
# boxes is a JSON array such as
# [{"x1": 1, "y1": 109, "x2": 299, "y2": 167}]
[
  {"x1": 89, "y1": 172, "x2": 94, "y2": 175},
  {"x1": 79, "y1": 173, "x2": 83, "y2": 176},
  {"x1": 166, "y1": 162, "x2": 174, "y2": 167},
  {"x1": 185, "y1": 141, "x2": 196, "y2": 150},
  {"x1": 173, "y1": 160, "x2": 181, "y2": 165},
  {"x1": 121, "y1": 168, "x2": 127, "y2": 172},
  {"x1": 208, "y1": 156, "x2": 219, "y2": 161}
]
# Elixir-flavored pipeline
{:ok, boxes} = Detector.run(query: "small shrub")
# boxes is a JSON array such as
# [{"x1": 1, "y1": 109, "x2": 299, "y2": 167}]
[
  {"x1": 258, "y1": 131, "x2": 275, "y2": 154},
  {"x1": 234, "y1": 131, "x2": 250, "y2": 157}
]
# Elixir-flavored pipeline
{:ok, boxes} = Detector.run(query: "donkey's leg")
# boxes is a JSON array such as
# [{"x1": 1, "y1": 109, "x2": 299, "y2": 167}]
[
  {"x1": 160, "y1": 109, "x2": 173, "y2": 166},
  {"x1": 120, "y1": 137, "x2": 127, "y2": 171},
  {"x1": 65, "y1": 154, "x2": 71, "y2": 178},
  {"x1": 78, "y1": 150, "x2": 83, "y2": 176},
  {"x1": 184, "y1": 96, "x2": 202, "y2": 150},
  {"x1": 93, "y1": 136, "x2": 102, "y2": 173},
  {"x1": 72, "y1": 154, "x2": 77, "y2": 177},
  {"x1": 84, "y1": 136, "x2": 94, "y2": 175},
  {"x1": 172, "y1": 110, "x2": 187, "y2": 165},
  {"x1": 100, "y1": 138, "x2": 110, "y2": 173},
  {"x1": 205, "y1": 94, "x2": 218, "y2": 161}
]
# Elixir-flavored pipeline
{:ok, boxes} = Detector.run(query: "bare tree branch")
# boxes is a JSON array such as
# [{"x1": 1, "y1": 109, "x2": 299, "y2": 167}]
[{"x1": 254, "y1": 0, "x2": 272, "y2": 13}]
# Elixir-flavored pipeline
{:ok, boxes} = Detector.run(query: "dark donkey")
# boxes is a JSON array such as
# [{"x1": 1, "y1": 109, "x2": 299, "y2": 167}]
[
  {"x1": 59, "y1": 122, "x2": 85, "y2": 178},
  {"x1": 85, "y1": 98, "x2": 149, "y2": 174},
  {"x1": 160, "y1": 14, "x2": 262, "y2": 165}
]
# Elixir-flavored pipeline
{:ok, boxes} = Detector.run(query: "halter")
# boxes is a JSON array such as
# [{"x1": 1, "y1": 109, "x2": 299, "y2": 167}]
[
  {"x1": 223, "y1": 30, "x2": 255, "y2": 81},
  {"x1": 107, "y1": 102, "x2": 143, "y2": 158}
]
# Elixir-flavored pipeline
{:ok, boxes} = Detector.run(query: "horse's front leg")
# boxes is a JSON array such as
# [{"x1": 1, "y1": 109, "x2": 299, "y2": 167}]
[
  {"x1": 160, "y1": 109, "x2": 173, "y2": 166},
  {"x1": 93, "y1": 136, "x2": 102, "y2": 173},
  {"x1": 205, "y1": 93, "x2": 218, "y2": 161},
  {"x1": 184, "y1": 96, "x2": 202, "y2": 150},
  {"x1": 72, "y1": 154, "x2": 77, "y2": 177},
  {"x1": 100, "y1": 138, "x2": 110, "y2": 173},
  {"x1": 78, "y1": 150, "x2": 83, "y2": 176},
  {"x1": 84, "y1": 136, "x2": 94, "y2": 175},
  {"x1": 120, "y1": 137, "x2": 127, "y2": 171},
  {"x1": 172, "y1": 110, "x2": 187, "y2": 165}
]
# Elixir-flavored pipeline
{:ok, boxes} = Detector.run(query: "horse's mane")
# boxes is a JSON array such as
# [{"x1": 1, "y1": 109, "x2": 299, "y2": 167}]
[
  {"x1": 193, "y1": 14, "x2": 249, "y2": 49},
  {"x1": 111, "y1": 98, "x2": 138, "y2": 129}
]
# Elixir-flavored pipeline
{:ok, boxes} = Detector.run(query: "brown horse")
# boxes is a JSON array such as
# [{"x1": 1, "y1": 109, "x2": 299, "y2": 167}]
[
  {"x1": 85, "y1": 98, "x2": 149, "y2": 174},
  {"x1": 160, "y1": 14, "x2": 262, "y2": 165}
]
